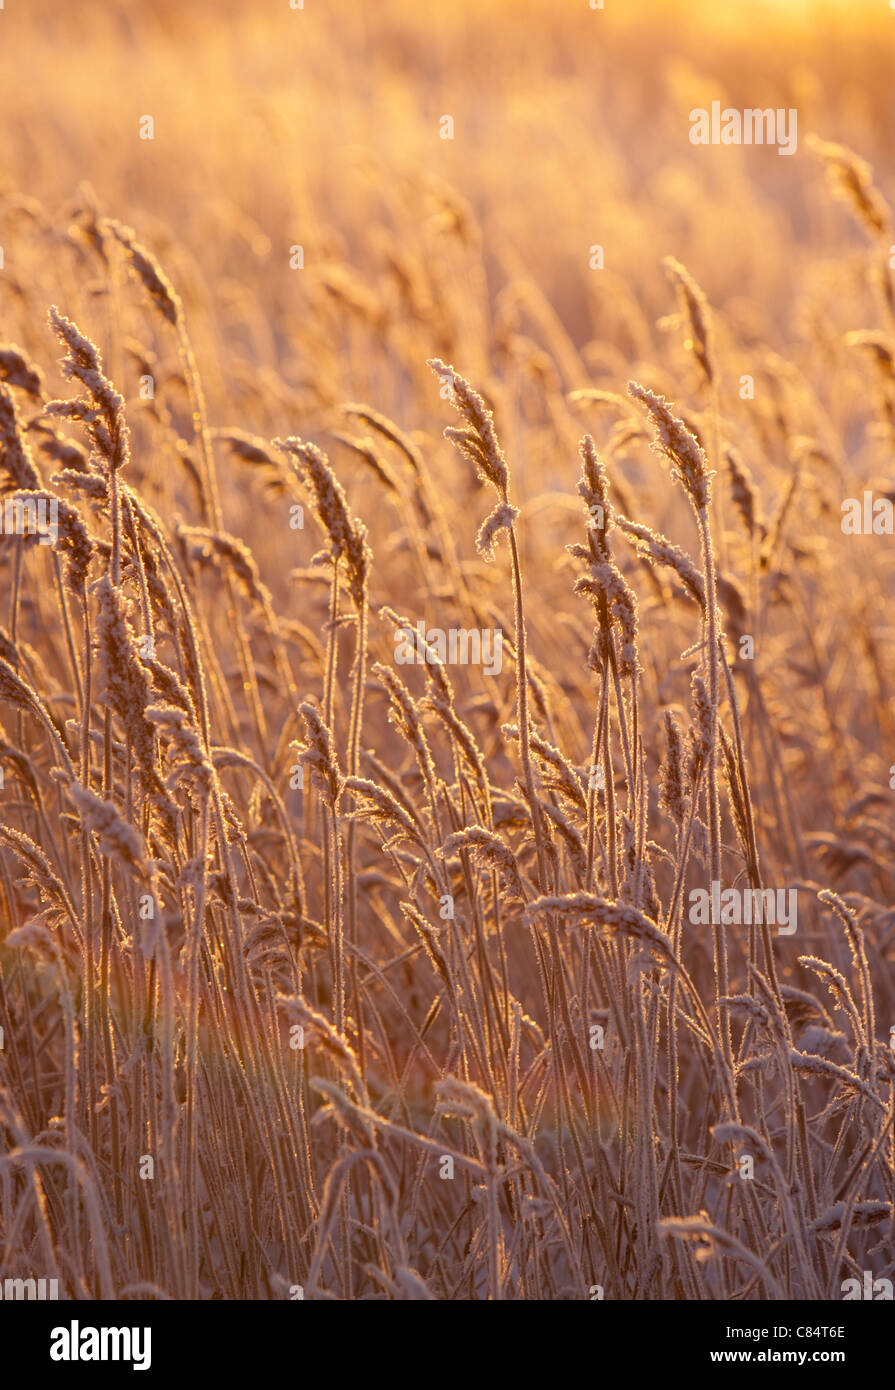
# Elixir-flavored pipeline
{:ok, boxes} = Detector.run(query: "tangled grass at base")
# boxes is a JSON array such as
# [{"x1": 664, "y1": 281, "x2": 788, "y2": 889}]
[{"x1": 0, "y1": 0, "x2": 893, "y2": 1300}]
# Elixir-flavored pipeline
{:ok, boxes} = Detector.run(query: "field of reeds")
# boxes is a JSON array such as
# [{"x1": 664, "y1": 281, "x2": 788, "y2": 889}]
[{"x1": 0, "y1": 0, "x2": 893, "y2": 1301}]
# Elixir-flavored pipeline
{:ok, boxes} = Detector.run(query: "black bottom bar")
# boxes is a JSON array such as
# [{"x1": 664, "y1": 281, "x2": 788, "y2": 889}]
[{"x1": 2, "y1": 1297, "x2": 888, "y2": 1378}]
